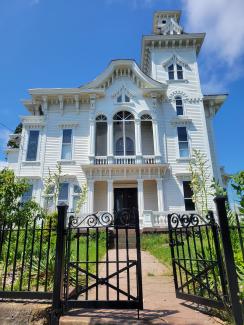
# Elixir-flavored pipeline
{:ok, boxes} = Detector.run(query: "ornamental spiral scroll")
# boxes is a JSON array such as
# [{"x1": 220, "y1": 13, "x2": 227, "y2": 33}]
[
  {"x1": 69, "y1": 212, "x2": 114, "y2": 228},
  {"x1": 168, "y1": 212, "x2": 212, "y2": 229}
]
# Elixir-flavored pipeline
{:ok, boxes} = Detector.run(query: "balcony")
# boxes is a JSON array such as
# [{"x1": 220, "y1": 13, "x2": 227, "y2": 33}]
[{"x1": 93, "y1": 155, "x2": 160, "y2": 165}]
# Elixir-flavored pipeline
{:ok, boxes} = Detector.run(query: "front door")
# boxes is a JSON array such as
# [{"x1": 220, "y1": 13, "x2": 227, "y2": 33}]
[
  {"x1": 114, "y1": 188, "x2": 138, "y2": 212},
  {"x1": 114, "y1": 188, "x2": 138, "y2": 225}
]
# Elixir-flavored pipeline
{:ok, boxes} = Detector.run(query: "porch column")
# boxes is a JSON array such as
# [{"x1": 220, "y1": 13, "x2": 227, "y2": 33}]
[
  {"x1": 156, "y1": 178, "x2": 164, "y2": 211},
  {"x1": 89, "y1": 119, "x2": 95, "y2": 163},
  {"x1": 135, "y1": 118, "x2": 142, "y2": 163},
  {"x1": 107, "y1": 118, "x2": 114, "y2": 164},
  {"x1": 137, "y1": 179, "x2": 144, "y2": 221},
  {"x1": 152, "y1": 119, "x2": 162, "y2": 163},
  {"x1": 87, "y1": 180, "x2": 94, "y2": 213},
  {"x1": 107, "y1": 179, "x2": 113, "y2": 214}
]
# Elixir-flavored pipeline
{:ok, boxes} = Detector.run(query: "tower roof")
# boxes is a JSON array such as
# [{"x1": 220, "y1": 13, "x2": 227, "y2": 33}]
[{"x1": 153, "y1": 10, "x2": 182, "y2": 35}]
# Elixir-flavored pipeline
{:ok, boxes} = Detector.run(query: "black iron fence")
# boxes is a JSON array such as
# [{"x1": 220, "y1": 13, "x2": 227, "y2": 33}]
[
  {"x1": 0, "y1": 215, "x2": 56, "y2": 300},
  {"x1": 168, "y1": 197, "x2": 244, "y2": 325}
]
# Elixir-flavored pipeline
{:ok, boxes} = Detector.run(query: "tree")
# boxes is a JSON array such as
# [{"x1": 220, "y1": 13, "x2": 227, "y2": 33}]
[
  {"x1": 189, "y1": 149, "x2": 213, "y2": 216},
  {"x1": 0, "y1": 168, "x2": 40, "y2": 225},
  {"x1": 7, "y1": 123, "x2": 22, "y2": 149},
  {"x1": 231, "y1": 171, "x2": 244, "y2": 213}
]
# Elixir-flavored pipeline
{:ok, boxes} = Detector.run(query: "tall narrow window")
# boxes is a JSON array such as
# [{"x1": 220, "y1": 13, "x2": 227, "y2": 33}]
[
  {"x1": 113, "y1": 111, "x2": 135, "y2": 156},
  {"x1": 177, "y1": 127, "x2": 189, "y2": 157},
  {"x1": 141, "y1": 114, "x2": 154, "y2": 155},
  {"x1": 177, "y1": 64, "x2": 183, "y2": 79},
  {"x1": 175, "y1": 96, "x2": 183, "y2": 116},
  {"x1": 95, "y1": 115, "x2": 107, "y2": 156},
  {"x1": 183, "y1": 181, "x2": 195, "y2": 210},
  {"x1": 73, "y1": 185, "x2": 81, "y2": 212},
  {"x1": 168, "y1": 64, "x2": 174, "y2": 80},
  {"x1": 26, "y1": 130, "x2": 39, "y2": 161},
  {"x1": 61, "y1": 129, "x2": 72, "y2": 160},
  {"x1": 58, "y1": 183, "x2": 69, "y2": 203},
  {"x1": 22, "y1": 184, "x2": 33, "y2": 202}
]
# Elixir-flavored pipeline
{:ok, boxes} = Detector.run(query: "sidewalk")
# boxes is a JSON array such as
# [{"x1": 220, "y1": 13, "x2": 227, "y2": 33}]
[{"x1": 60, "y1": 250, "x2": 222, "y2": 324}]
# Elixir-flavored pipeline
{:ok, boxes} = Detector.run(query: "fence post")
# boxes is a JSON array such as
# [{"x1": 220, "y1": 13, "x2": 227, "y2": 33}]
[
  {"x1": 51, "y1": 203, "x2": 68, "y2": 324},
  {"x1": 214, "y1": 196, "x2": 243, "y2": 325}
]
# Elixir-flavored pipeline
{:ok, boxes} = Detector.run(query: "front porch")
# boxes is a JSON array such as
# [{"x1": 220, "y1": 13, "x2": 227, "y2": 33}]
[{"x1": 86, "y1": 178, "x2": 169, "y2": 229}]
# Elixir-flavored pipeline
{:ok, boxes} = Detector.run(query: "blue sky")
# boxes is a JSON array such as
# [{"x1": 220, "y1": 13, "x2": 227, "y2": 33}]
[{"x1": 0, "y1": 0, "x2": 243, "y2": 183}]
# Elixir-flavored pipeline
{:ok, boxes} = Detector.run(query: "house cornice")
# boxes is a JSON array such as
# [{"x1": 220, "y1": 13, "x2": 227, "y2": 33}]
[
  {"x1": 203, "y1": 94, "x2": 228, "y2": 116},
  {"x1": 141, "y1": 33, "x2": 205, "y2": 74}
]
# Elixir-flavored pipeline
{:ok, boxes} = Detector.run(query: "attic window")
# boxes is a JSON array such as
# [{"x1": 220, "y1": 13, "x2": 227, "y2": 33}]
[{"x1": 117, "y1": 94, "x2": 130, "y2": 103}]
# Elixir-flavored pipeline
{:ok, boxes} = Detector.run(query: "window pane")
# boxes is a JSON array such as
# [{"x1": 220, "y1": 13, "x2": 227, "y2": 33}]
[
  {"x1": 95, "y1": 122, "x2": 107, "y2": 156},
  {"x1": 125, "y1": 94, "x2": 130, "y2": 102},
  {"x1": 168, "y1": 71, "x2": 174, "y2": 80},
  {"x1": 114, "y1": 121, "x2": 123, "y2": 155},
  {"x1": 177, "y1": 64, "x2": 183, "y2": 79},
  {"x1": 26, "y1": 130, "x2": 39, "y2": 161},
  {"x1": 179, "y1": 148, "x2": 189, "y2": 157},
  {"x1": 73, "y1": 196, "x2": 80, "y2": 211},
  {"x1": 141, "y1": 121, "x2": 154, "y2": 155},
  {"x1": 63, "y1": 129, "x2": 72, "y2": 144},
  {"x1": 185, "y1": 198, "x2": 195, "y2": 211},
  {"x1": 74, "y1": 185, "x2": 81, "y2": 194},
  {"x1": 177, "y1": 127, "x2": 187, "y2": 141},
  {"x1": 125, "y1": 121, "x2": 135, "y2": 155},
  {"x1": 22, "y1": 184, "x2": 33, "y2": 203},
  {"x1": 61, "y1": 144, "x2": 72, "y2": 160},
  {"x1": 176, "y1": 106, "x2": 183, "y2": 115},
  {"x1": 117, "y1": 95, "x2": 122, "y2": 103},
  {"x1": 58, "y1": 183, "x2": 69, "y2": 201},
  {"x1": 183, "y1": 181, "x2": 193, "y2": 198}
]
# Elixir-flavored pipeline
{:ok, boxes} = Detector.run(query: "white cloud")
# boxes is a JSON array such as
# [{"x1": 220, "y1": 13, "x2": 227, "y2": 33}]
[{"x1": 182, "y1": 0, "x2": 244, "y2": 91}]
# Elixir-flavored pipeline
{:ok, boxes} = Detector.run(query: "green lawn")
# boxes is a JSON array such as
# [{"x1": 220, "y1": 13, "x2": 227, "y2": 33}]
[{"x1": 141, "y1": 233, "x2": 172, "y2": 271}]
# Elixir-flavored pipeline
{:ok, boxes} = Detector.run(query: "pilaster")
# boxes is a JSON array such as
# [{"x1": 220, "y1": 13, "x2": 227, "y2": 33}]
[
  {"x1": 87, "y1": 180, "x2": 94, "y2": 213},
  {"x1": 107, "y1": 179, "x2": 114, "y2": 214}
]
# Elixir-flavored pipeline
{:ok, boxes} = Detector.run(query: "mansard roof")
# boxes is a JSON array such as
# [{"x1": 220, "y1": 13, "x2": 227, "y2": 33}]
[{"x1": 80, "y1": 59, "x2": 167, "y2": 90}]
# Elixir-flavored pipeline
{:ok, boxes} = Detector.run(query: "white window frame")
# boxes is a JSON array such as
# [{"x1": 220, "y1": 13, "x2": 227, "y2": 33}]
[
  {"x1": 60, "y1": 128, "x2": 74, "y2": 161},
  {"x1": 167, "y1": 63, "x2": 184, "y2": 81},
  {"x1": 177, "y1": 126, "x2": 190, "y2": 158},
  {"x1": 72, "y1": 184, "x2": 82, "y2": 212},
  {"x1": 182, "y1": 180, "x2": 195, "y2": 211},
  {"x1": 175, "y1": 96, "x2": 184, "y2": 116},
  {"x1": 25, "y1": 129, "x2": 40, "y2": 162}
]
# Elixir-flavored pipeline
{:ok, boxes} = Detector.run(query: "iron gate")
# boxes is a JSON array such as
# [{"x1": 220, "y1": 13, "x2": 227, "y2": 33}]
[
  {"x1": 63, "y1": 208, "x2": 143, "y2": 310},
  {"x1": 167, "y1": 211, "x2": 228, "y2": 309}
]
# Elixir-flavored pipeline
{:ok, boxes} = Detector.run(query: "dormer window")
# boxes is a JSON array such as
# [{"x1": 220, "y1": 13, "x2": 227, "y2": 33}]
[
  {"x1": 175, "y1": 96, "x2": 183, "y2": 116},
  {"x1": 117, "y1": 94, "x2": 130, "y2": 103},
  {"x1": 168, "y1": 63, "x2": 184, "y2": 80}
]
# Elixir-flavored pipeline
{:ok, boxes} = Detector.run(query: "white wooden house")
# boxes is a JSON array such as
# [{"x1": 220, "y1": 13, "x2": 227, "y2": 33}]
[{"x1": 6, "y1": 11, "x2": 227, "y2": 228}]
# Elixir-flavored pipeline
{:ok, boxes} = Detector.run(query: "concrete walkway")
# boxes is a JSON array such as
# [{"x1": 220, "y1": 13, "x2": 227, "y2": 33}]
[{"x1": 60, "y1": 250, "x2": 222, "y2": 324}]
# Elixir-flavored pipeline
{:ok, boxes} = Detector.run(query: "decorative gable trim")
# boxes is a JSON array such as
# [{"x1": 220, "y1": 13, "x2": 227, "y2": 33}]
[
  {"x1": 162, "y1": 54, "x2": 191, "y2": 70},
  {"x1": 111, "y1": 84, "x2": 135, "y2": 99}
]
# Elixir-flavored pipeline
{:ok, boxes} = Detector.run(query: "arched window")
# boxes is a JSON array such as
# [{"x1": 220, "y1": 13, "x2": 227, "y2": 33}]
[
  {"x1": 175, "y1": 96, "x2": 183, "y2": 116},
  {"x1": 140, "y1": 114, "x2": 154, "y2": 155},
  {"x1": 95, "y1": 115, "x2": 107, "y2": 156},
  {"x1": 113, "y1": 111, "x2": 135, "y2": 156}
]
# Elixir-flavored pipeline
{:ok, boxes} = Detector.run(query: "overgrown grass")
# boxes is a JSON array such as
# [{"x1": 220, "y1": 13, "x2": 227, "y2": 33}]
[{"x1": 141, "y1": 233, "x2": 172, "y2": 271}]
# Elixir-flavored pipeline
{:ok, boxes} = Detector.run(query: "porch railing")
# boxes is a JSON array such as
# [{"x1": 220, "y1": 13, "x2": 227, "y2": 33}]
[{"x1": 94, "y1": 155, "x2": 158, "y2": 165}]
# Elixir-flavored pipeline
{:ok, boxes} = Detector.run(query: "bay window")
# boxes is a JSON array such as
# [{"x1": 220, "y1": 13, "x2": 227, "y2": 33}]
[
  {"x1": 183, "y1": 181, "x2": 195, "y2": 210},
  {"x1": 58, "y1": 183, "x2": 69, "y2": 203}
]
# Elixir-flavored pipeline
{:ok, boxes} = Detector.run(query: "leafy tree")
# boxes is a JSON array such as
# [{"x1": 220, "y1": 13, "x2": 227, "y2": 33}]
[
  {"x1": 0, "y1": 168, "x2": 40, "y2": 225},
  {"x1": 231, "y1": 171, "x2": 244, "y2": 213},
  {"x1": 7, "y1": 123, "x2": 22, "y2": 149}
]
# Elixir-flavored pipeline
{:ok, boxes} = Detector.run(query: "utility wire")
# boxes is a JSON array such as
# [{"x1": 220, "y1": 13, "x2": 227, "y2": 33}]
[{"x1": 0, "y1": 122, "x2": 14, "y2": 132}]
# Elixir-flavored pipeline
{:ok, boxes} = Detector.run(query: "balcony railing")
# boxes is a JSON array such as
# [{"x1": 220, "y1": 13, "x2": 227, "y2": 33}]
[{"x1": 94, "y1": 155, "x2": 159, "y2": 165}]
